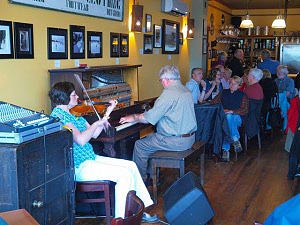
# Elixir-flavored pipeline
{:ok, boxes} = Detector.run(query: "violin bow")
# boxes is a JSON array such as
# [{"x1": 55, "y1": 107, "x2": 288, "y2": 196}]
[{"x1": 74, "y1": 73, "x2": 101, "y2": 120}]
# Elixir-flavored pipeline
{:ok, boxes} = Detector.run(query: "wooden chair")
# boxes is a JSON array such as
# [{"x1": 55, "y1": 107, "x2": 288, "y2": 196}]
[
  {"x1": 149, "y1": 141, "x2": 206, "y2": 203},
  {"x1": 110, "y1": 190, "x2": 144, "y2": 225},
  {"x1": 75, "y1": 180, "x2": 115, "y2": 225}
]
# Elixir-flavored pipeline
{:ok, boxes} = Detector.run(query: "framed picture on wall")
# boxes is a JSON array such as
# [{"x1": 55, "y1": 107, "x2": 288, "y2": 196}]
[
  {"x1": 87, "y1": 31, "x2": 102, "y2": 58},
  {"x1": 47, "y1": 27, "x2": 68, "y2": 59},
  {"x1": 14, "y1": 22, "x2": 34, "y2": 59},
  {"x1": 70, "y1": 25, "x2": 85, "y2": 59},
  {"x1": 203, "y1": 38, "x2": 207, "y2": 54},
  {"x1": 110, "y1": 32, "x2": 120, "y2": 57},
  {"x1": 120, "y1": 33, "x2": 129, "y2": 57},
  {"x1": 153, "y1": 24, "x2": 162, "y2": 48},
  {"x1": 162, "y1": 19, "x2": 179, "y2": 54},
  {"x1": 145, "y1": 14, "x2": 152, "y2": 33},
  {"x1": 143, "y1": 34, "x2": 153, "y2": 54},
  {"x1": 0, "y1": 20, "x2": 14, "y2": 59}
]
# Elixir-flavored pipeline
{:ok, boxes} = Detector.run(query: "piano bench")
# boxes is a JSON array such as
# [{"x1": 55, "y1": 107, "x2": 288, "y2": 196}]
[{"x1": 149, "y1": 140, "x2": 205, "y2": 203}]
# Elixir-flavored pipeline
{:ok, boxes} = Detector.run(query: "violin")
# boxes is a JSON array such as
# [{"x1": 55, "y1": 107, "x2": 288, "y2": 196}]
[
  {"x1": 70, "y1": 99, "x2": 110, "y2": 116},
  {"x1": 70, "y1": 98, "x2": 125, "y2": 117}
]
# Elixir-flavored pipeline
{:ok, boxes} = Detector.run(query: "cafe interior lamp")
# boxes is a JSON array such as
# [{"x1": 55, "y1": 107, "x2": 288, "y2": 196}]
[
  {"x1": 272, "y1": 0, "x2": 286, "y2": 28},
  {"x1": 130, "y1": 4, "x2": 143, "y2": 32},
  {"x1": 240, "y1": 0, "x2": 254, "y2": 28},
  {"x1": 186, "y1": 15, "x2": 195, "y2": 39}
]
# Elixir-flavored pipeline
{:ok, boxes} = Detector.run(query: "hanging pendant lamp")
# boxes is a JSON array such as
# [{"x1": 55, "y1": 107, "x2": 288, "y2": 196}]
[
  {"x1": 272, "y1": 0, "x2": 286, "y2": 28},
  {"x1": 240, "y1": 0, "x2": 254, "y2": 28}
]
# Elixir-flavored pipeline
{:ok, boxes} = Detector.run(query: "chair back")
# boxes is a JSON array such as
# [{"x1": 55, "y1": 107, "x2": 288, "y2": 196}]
[
  {"x1": 111, "y1": 191, "x2": 144, "y2": 225},
  {"x1": 244, "y1": 99, "x2": 263, "y2": 139}
]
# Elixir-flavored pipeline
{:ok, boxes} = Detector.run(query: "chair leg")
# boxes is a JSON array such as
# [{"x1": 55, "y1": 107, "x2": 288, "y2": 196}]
[
  {"x1": 244, "y1": 133, "x2": 248, "y2": 152},
  {"x1": 104, "y1": 186, "x2": 111, "y2": 225},
  {"x1": 152, "y1": 162, "x2": 158, "y2": 204},
  {"x1": 200, "y1": 150, "x2": 205, "y2": 186}
]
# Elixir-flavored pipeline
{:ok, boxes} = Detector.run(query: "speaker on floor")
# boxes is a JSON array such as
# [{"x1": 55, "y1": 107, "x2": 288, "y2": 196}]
[
  {"x1": 163, "y1": 172, "x2": 214, "y2": 225},
  {"x1": 231, "y1": 16, "x2": 242, "y2": 28}
]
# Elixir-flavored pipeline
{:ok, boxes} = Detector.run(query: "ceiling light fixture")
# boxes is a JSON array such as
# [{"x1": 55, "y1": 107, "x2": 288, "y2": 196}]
[
  {"x1": 272, "y1": 0, "x2": 286, "y2": 28},
  {"x1": 240, "y1": 0, "x2": 254, "y2": 29}
]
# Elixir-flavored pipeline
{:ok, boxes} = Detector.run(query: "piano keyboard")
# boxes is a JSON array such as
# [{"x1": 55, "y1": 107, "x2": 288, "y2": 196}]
[{"x1": 116, "y1": 121, "x2": 138, "y2": 132}]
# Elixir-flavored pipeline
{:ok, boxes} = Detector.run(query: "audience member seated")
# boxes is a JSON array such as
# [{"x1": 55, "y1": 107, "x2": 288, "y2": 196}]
[
  {"x1": 275, "y1": 65, "x2": 295, "y2": 131},
  {"x1": 259, "y1": 69, "x2": 278, "y2": 130},
  {"x1": 211, "y1": 76, "x2": 249, "y2": 161},
  {"x1": 244, "y1": 68, "x2": 264, "y2": 100},
  {"x1": 119, "y1": 65, "x2": 197, "y2": 183},
  {"x1": 226, "y1": 49, "x2": 245, "y2": 77},
  {"x1": 203, "y1": 68, "x2": 223, "y2": 101},
  {"x1": 239, "y1": 68, "x2": 250, "y2": 92},
  {"x1": 221, "y1": 67, "x2": 232, "y2": 90},
  {"x1": 285, "y1": 95, "x2": 300, "y2": 153},
  {"x1": 257, "y1": 49, "x2": 280, "y2": 79},
  {"x1": 186, "y1": 67, "x2": 206, "y2": 104},
  {"x1": 49, "y1": 82, "x2": 153, "y2": 218}
]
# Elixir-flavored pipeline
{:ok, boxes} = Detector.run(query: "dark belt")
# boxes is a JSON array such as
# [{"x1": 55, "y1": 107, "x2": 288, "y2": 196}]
[{"x1": 179, "y1": 131, "x2": 195, "y2": 138}]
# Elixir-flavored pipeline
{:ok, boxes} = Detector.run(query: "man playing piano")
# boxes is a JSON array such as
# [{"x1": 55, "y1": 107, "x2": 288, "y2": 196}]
[{"x1": 119, "y1": 65, "x2": 197, "y2": 182}]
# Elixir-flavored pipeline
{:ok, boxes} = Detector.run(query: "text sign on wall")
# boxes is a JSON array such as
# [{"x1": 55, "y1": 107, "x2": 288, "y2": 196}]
[{"x1": 10, "y1": 0, "x2": 124, "y2": 21}]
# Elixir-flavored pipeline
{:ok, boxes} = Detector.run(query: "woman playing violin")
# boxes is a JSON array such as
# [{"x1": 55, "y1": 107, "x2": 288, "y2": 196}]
[{"x1": 49, "y1": 82, "x2": 153, "y2": 218}]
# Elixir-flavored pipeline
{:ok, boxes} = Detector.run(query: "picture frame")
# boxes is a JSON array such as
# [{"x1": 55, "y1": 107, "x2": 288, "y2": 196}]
[
  {"x1": 47, "y1": 27, "x2": 68, "y2": 59},
  {"x1": 179, "y1": 32, "x2": 183, "y2": 45},
  {"x1": 110, "y1": 32, "x2": 120, "y2": 57},
  {"x1": 143, "y1": 34, "x2": 153, "y2": 54},
  {"x1": 87, "y1": 31, "x2": 102, "y2": 58},
  {"x1": 70, "y1": 25, "x2": 85, "y2": 59},
  {"x1": 145, "y1": 14, "x2": 152, "y2": 33},
  {"x1": 14, "y1": 22, "x2": 34, "y2": 59},
  {"x1": 162, "y1": 19, "x2": 179, "y2": 54},
  {"x1": 119, "y1": 33, "x2": 129, "y2": 57},
  {"x1": 153, "y1": 24, "x2": 162, "y2": 48},
  {"x1": 0, "y1": 20, "x2": 14, "y2": 59},
  {"x1": 203, "y1": 19, "x2": 207, "y2": 36},
  {"x1": 203, "y1": 38, "x2": 207, "y2": 54}
]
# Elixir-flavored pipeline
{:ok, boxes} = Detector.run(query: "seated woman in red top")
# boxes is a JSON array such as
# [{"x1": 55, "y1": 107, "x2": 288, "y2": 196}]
[{"x1": 244, "y1": 68, "x2": 264, "y2": 100}]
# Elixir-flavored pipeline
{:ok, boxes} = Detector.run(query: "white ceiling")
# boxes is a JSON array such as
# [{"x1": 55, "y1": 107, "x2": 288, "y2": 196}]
[{"x1": 216, "y1": 0, "x2": 300, "y2": 9}]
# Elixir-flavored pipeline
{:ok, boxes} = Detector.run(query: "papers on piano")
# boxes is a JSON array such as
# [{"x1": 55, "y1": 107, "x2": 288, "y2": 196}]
[{"x1": 116, "y1": 121, "x2": 138, "y2": 132}]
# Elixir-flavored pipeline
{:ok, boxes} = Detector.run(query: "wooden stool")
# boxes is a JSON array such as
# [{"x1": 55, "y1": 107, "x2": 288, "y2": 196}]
[
  {"x1": 75, "y1": 181, "x2": 115, "y2": 225},
  {"x1": 150, "y1": 141, "x2": 205, "y2": 203}
]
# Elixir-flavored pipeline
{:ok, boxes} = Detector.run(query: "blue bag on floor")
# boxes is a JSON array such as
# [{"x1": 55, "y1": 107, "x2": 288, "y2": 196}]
[{"x1": 263, "y1": 194, "x2": 300, "y2": 225}]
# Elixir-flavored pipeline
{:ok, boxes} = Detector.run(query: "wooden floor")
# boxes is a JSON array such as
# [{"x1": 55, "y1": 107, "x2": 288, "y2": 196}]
[{"x1": 76, "y1": 132, "x2": 300, "y2": 225}]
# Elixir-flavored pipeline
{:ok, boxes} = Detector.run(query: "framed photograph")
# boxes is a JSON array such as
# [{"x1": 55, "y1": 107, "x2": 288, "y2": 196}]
[
  {"x1": 120, "y1": 33, "x2": 129, "y2": 57},
  {"x1": 87, "y1": 31, "x2": 102, "y2": 58},
  {"x1": 110, "y1": 32, "x2": 120, "y2": 57},
  {"x1": 145, "y1": 14, "x2": 152, "y2": 33},
  {"x1": 162, "y1": 19, "x2": 179, "y2": 54},
  {"x1": 153, "y1": 24, "x2": 162, "y2": 48},
  {"x1": 203, "y1": 19, "x2": 207, "y2": 36},
  {"x1": 47, "y1": 27, "x2": 68, "y2": 59},
  {"x1": 203, "y1": 38, "x2": 207, "y2": 54},
  {"x1": 14, "y1": 22, "x2": 34, "y2": 59},
  {"x1": 70, "y1": 25, "x2": 85, "y2": 59},
  {"x1": 179, "y1": 32, "x2": 183, "y2": 45},
  {"x1": 0, "y1": 20, "x2": 14, "y2": 59},
  {"x1": 143, "y1": 34, "x2": 153, "y2": 54}
]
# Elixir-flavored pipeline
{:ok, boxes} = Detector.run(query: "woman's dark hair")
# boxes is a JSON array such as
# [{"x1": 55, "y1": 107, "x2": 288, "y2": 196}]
[
  {"x1": 49, "y1": 82, "x2": 75, "y2": 106},
  {"x1": 207, "y1": 68, "x2": 220, "y2": 81}
]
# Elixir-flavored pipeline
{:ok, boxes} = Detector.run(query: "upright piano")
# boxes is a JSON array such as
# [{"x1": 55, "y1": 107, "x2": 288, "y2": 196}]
[{"x1": 49, "y1": 65, "x2": 156, "y2": 160}]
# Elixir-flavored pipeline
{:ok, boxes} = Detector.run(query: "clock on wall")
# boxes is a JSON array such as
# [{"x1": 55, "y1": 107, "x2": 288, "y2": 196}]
[{"x1": 210, "y1": 13, "x2": 214, "y2": 35}]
